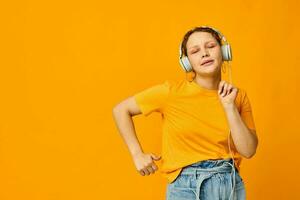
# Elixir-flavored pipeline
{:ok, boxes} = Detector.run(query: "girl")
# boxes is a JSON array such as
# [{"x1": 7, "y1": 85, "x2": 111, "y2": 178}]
[{"x1": 112, "y1": 26, "x2": 258, "y2": 200}]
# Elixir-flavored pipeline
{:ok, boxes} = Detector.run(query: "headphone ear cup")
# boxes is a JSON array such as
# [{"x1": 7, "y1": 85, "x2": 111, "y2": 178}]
[
  {"x1": 221, "y1": 44, "x2": 232, "y2": 61},
  {"x1": 180, "y1": 56, "x2": 193, "y2": 72}
]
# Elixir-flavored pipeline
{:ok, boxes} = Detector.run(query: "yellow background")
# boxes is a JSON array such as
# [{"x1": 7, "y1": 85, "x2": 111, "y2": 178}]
[{"x1": 0, "y1": 0, "x2": 299, "y2": 199}]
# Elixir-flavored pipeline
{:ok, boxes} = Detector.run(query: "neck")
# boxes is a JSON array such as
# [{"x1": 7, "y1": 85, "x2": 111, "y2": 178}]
[{"x1": 193, "y1": 71, "x2": 221, "y2": 90}]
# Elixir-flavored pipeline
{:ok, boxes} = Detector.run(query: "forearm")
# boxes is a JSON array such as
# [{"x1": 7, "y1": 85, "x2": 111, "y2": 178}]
[
  {"x1": 112, "y1": 107, "x2": 144, "y2": 158},
  {"x1": 223, "y1": 104, "x2": 258, "y2": 158}
]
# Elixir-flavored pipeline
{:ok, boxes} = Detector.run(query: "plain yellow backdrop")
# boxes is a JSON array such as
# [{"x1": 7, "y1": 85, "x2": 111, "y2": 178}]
[{"x1": 0, "y1": 0, "x2": 299, "y2": 199}]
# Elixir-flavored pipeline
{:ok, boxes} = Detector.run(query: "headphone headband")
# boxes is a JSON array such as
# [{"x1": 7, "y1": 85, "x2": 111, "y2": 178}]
[{"x1": 179, "y1": 25, "x2": 228, "y2": 59}]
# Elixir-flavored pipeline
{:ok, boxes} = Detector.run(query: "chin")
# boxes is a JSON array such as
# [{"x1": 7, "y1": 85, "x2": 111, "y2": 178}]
[{"x1": 196, "y1": 64, "x2": 219, "y2": 74}]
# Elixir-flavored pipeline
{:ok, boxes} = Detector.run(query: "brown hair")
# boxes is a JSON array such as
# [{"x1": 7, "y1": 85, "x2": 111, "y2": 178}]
[{"x1": 181, "y1": 26, "x2": 222, "y2": 57}]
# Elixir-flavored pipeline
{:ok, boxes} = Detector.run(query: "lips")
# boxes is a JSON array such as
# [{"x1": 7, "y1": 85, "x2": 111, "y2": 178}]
[{"x1": 201, "y1": 59, "x2": 214, "y2": 66}]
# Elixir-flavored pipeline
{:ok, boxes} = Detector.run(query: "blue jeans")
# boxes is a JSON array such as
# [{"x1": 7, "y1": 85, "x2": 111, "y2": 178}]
[{"x1": 166, "y1": 158, "x2": 246, "y2": 200}]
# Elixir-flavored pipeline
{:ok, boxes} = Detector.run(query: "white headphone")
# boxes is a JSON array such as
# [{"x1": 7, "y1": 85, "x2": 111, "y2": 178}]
[{"x1": 179, "y1": 25, "x2": 232, "y2": 73}]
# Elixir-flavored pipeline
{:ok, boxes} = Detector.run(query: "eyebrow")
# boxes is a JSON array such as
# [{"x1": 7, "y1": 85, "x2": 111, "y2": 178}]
[{"x1": 188, "y1": 41, "x2": 216, "y2": 50}]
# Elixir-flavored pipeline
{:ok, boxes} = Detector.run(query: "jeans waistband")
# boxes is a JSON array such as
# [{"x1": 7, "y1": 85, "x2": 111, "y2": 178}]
[
  {"x1": 181, "y1": 158, "x2": 236, "y2": 175},
  {"x1": 178, "y1": 158, "x2": 237, "y2": 200}
]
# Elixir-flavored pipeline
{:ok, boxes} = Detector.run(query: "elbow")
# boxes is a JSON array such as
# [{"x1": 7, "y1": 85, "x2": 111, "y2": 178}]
[
  {"x1": 112, "y1": 104, "x2": 122, "y2": 115},
  {"x1": 242, "y1": 143, "x2": 258, "y2": 159},
  {"x1": 112, "y1": 103, "x2": 121, "y2": 117},
  {"x1": 112, "y1": 104, "x2": 119, "y2": 113},
  {"x1": 240, "y1": 142, "x2": 258, "y2": 159},
  {"x1": 112, "y1": 103, "x2": 129, "y2": 116},
  {"x1": 243, "y1": 150, "x2": 256, "y2": 159}
]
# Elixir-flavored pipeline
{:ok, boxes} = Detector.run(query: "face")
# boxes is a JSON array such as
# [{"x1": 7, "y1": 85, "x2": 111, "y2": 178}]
[{"x1": 186, "y1": 31, "x2": 223, "y2": 77}]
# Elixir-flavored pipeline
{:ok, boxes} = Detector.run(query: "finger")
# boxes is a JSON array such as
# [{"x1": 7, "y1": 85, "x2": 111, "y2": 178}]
[
  {"x1": 223, "y1": 83, "x2": 231, "y2": 96},
  {"x1": 143, "y1": 168, "x2": 150, "y2": 176},
  {"x1": 221, "y1": 82, "x2": 228, "y2": 96},
  {"x1": 152, "y1": 163, "x2": 158, "y2": 171},
  {"x1": 151, "y1": 154, "x2": 161, "y2": 161},
  {"x1": 227, "y1": 85, "x2": 234, "y2": 95},
  {"x1": 218, "y1": 80, "x2": 226, "y2": 94},
  {"x1": 147, "y1": 165, "x2": 155, "y2": 174},
  {"x1": 231, "y1": 87, "x2": 238, "y2": 95},
  {"x1": 150, "y1": 163, "x2": 158, "y2": 173},
  {"x1": 139, "y1": 170, "x2": 145, "y2": 176}
]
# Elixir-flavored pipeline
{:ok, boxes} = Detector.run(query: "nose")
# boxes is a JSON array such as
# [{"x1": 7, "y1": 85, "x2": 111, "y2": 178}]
[{"x1": 201, "y1": 49, "x2": 209, "y2": 58}]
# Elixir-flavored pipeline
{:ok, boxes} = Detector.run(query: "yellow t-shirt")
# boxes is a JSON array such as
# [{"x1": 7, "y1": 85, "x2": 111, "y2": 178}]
[{"x1": 133, "y1": 78, "x2": 256, "y2": 184}]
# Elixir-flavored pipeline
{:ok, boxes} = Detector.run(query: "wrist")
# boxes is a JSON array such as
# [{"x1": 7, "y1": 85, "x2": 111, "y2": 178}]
[
  {"x1": 131, "y1": 149, "x2": 144, "y2": 158},
  {"x1": 223, "y1": 103, "x2": 237, "y2": 111}
]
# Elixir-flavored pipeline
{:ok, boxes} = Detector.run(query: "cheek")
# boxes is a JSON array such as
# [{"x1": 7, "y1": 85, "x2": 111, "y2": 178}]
[
  {"x1": 188, "y1": 55, "x2": 199, "y2": 65},
  {"x1": 212, "y1": 53, "x2": 223, "y2": 64},
  {"x1": 212, "y1": 49, "x2": 222, "y2": 57}
]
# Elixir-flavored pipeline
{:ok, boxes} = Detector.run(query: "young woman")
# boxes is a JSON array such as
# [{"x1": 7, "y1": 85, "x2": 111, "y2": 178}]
[{"x1": 112, "y1": 26, "x2": 258, "y2": 200}]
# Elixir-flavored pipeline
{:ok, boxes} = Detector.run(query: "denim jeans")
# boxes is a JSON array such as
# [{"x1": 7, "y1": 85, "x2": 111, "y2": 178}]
[{"x1": 166, "y1": 158, "x2": 246, "y2": 200}]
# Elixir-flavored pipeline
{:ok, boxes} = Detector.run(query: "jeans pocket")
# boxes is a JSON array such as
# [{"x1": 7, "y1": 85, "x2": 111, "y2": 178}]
[{"x1": 171, "y1": 173, "x2": 193, "y2": 190}]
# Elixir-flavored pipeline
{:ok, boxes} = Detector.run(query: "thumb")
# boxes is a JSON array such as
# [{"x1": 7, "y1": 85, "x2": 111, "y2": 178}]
[{"x1": 151, "y1": 154, "x2": 161, "y2": 161}]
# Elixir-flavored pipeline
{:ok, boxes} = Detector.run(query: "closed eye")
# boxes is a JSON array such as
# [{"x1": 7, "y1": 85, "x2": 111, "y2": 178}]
[{"x1": 189, "y1": 43, "x2": 216, "y2": 54}]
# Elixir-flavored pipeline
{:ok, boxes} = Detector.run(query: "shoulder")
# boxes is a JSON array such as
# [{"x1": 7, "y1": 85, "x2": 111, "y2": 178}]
[
  {"x1": 143, "y1": 78, "x2": 186, "y2": 93},
  {"x1": 234, "y1": 86, "x2": 251, "y2": 110},
  {"x1": 133, "y1": 79, "x2": 180, "y2": 98},
  {"x1": 163, "y1": 78, "x2": 190, "y2": 93},
  {"x1": 236, "y1": 86, "x2": 247, "y2": 100}
]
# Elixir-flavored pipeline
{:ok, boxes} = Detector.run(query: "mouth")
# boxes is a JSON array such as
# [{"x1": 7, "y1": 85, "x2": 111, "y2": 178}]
[{"x1": 201, "y1": 59, "x2": 214, "y2": 66}]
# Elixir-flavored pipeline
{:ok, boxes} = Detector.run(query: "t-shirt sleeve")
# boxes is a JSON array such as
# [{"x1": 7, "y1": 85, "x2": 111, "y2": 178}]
[
  {"x1": 133, "y1": 80, "x2": 171, "y2": 117},
  {"x1": 240, "y1": 91, "x2": 256, "y2": 131}
]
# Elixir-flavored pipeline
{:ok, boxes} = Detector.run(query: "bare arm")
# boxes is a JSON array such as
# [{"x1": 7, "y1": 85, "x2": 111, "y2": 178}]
[
  {"x1": 112, "y1": 96, "x2": 143, "y2": 157},
  {"x1": 112, "y1": 96, "x2": 161, "y2": 176},
  {"x1": 223, "y1": 104, "x2": 258, "y2": 159},
  {"x1": 218, "y1": 81, "x2": 258, "y2": 159}
]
